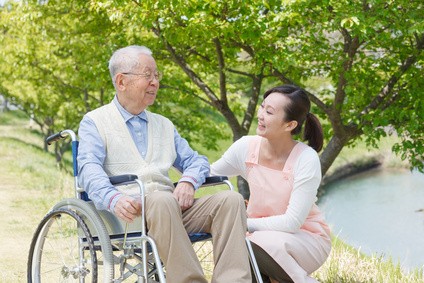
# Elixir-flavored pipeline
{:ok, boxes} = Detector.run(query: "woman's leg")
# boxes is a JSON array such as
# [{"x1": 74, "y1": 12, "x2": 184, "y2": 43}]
[{"x1": 250, "y1": 242, "x2": 294, "y2": 283}]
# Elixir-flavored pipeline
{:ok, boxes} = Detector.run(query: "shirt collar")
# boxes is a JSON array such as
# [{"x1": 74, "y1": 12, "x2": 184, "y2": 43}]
[{"x1": 113, "y1": 95, "x2": 148, "y2": 123}]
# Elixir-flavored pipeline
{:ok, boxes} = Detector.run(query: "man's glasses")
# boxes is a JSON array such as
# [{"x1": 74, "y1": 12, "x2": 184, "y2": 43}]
[{"x1": 122, "y1": 70, "x2": 163, "y2": 82}]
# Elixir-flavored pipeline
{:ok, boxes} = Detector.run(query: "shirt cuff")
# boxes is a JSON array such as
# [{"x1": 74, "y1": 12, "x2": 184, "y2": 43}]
[
  {"x1": 108, "y1": 192, "x2": 122, "y2": 213},
  {"x1": 179, "y1": 175, "x2": 200, "y2": 190},
  {"x1": 247, "y1": 218, "x2": 260, "y2": 233}
]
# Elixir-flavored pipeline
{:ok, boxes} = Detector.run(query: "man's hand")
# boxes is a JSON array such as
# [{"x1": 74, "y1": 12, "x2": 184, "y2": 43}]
[
  {"x1": 114, "y1": 195, "x2": 142, "y2": 223},
  {"x1": 173, "y1": 181, "x2": 195, "y2": 211}
]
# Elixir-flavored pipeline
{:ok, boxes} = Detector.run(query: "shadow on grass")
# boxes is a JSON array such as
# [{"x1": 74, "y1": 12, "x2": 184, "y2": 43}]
[{"x1": 0, "y1": 136, "x2": 73, "y2": 173}]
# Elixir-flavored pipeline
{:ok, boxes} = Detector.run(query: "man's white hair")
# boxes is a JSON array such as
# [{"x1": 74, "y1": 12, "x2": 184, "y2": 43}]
[{"x1": 108, "y1": 45, "x2": 153, "y2": 88}]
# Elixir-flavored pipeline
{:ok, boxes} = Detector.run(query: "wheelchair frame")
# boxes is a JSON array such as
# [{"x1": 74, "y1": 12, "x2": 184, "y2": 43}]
[{"x1": 27, "y1": 129, "x2": 262, "y2": 283}]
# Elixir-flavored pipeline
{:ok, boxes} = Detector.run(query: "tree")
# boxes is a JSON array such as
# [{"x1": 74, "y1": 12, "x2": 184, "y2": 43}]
[
  {"x1": 0, "y1": 0, "x2": 227, "y2": 161},
  {"x1": 1, "y1": 0, "x2": 423, "y2": 198},
  {"x1": 0, "y1": 0, "x2": 127, "y2": 158},
  {"x1": 90, "y1": 0, "x2": 424, "y2": 197}
]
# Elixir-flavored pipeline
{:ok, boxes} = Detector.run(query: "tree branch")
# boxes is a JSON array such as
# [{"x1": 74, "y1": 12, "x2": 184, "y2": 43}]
[
  {"x1": 334, "y1": 28, "x2": 360, "y2": 111},
  {"x1": 241, "y1": 73, "x2": 263, "y2": 134},
  {"x1": 151, "y1": 24, "x2": 243, "y2": 136},
  {"x1": 227, "y1": 68, "x2": 255, "y2": 78},
  {"x1": 213, "y1": 37, "x2": 228, "y2": 104},
  {"x1": 151, "y1": 26, "x2": 220, "y2": 105},
  {"x1": 360, "y1": 32, "x2": 424, "y2": 116},
  {"x1": 229, "y1": 39, "x2": 255, "y2": 58},
  {"x1": 160, "y1": 84, "x2": 212, "y2": 106},
  {"x1": 271, "y1": 68, "x2": 330, "y2": 116}
]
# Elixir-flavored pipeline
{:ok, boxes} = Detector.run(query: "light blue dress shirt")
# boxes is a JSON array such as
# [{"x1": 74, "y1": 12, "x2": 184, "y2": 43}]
[{"x1": 77, "y1": 96, "x2": 210, "y2": 212}]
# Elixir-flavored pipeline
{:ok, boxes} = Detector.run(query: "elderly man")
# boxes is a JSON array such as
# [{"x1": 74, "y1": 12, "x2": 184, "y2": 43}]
[{"x1": 77, "y1": 45, "x2": 252, "y2": 282}]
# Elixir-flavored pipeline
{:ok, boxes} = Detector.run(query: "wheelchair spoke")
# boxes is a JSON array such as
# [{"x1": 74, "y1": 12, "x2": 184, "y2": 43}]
[{"x1": 28, "y1": 209, "x2": 97, "y2": 283}]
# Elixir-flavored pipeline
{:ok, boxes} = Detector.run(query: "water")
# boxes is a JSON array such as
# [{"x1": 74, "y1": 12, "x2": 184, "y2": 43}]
[{"x1": 319, "y1": 168, "x2": 424, "y2": 271}]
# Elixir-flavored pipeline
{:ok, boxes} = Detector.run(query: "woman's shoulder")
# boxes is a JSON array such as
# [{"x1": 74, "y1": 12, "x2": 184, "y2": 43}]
[
  {"x1": 295, "y1": 142, "x2": 321, "y2": 172},
  {"x1": 223, "y1": 135, "x2": 258, "y2": 160},
  {"x1": 233, "y1": 135, "x2": 260, "y2": 147}
]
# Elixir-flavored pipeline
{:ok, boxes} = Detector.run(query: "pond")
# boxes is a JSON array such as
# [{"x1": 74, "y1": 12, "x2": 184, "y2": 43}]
[{"x1": 319, "y1": 168, "x2": 424, "y2": 271}]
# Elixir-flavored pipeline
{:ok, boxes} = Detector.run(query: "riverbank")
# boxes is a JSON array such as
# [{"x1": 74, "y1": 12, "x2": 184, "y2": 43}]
[{"x1": 319, "y1": 135, "x2": 411, "y2": 196}]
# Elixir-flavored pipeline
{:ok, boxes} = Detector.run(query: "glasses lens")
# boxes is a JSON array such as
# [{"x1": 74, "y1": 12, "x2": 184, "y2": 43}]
[{"x1": 144, "y1": 70, "x2": 162, "y2": 82}]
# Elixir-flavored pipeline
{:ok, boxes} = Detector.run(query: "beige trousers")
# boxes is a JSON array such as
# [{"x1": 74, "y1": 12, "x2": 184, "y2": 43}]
[{"x1": 145, "y1": 190, "x2": 252, "y2": 283}]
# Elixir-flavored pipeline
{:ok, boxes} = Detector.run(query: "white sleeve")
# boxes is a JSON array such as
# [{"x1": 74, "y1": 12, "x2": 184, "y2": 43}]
[
  {"x1": 210, "y1": 136, "x2": 251, "y2": 179},
  {"x1": 247, "y1": 147, "x2": 322, "y2": 233}
]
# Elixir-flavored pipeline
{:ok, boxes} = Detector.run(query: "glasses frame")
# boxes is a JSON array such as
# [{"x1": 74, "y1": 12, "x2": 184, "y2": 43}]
[{"x1": 122, "y1": 70, "x2": 163, "y2": 82}]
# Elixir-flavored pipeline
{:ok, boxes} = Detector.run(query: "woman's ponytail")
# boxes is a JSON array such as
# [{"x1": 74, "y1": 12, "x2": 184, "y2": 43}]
[{"x1": 303, "y1": 112, "x2": 323, "y2": 152}]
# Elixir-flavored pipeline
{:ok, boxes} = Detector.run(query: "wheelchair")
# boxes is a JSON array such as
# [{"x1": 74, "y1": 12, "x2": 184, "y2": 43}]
[{"x1": 27, "y1": 129, "x2": 262, "y2": 282}]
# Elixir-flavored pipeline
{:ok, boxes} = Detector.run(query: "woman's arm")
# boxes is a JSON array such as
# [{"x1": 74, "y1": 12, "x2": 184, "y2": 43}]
[{"x1": 210, "y1": 136, "x2": 251, "y2": 178}]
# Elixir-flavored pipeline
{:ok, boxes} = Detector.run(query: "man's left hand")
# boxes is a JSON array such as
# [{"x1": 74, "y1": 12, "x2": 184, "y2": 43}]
[{"x1": 173, "y1": 181, "x2": 195, "y2": 211}]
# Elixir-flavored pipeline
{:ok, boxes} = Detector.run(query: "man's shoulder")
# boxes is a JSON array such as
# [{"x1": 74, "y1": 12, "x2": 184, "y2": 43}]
[{"x1": 85, "y1": 103, "x2": 114, "y2": 120}]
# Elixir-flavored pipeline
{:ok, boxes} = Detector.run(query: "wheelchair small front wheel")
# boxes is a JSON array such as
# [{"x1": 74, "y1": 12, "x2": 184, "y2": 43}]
[{"x1": 27, "y1": 208, "x2": 97, "y2": 283}]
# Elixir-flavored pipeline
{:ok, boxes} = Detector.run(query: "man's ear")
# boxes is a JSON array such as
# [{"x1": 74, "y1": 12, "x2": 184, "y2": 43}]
[{"x1": 114, "y1": 73, "x2": 126, "y2": 91}]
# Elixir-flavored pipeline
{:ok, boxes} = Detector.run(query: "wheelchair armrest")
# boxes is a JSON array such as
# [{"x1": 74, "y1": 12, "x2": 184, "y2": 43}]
[
  {"x1": 111, "y1": 175, "x2": 231, "y2": 189},
  {"x1": 203, "y1": 176, "x2": 228, "y2": 185},
  {"x1": 173, "y1": 176, "x2": 230, "y2": 188},
  {"x1": 109, "y1": 174, "x2": 138, "y2": 185}
]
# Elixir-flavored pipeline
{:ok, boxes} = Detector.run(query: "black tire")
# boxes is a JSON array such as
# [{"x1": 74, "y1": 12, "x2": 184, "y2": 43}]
[
  {"x1": 52, "y1": 198, "x2": 114, "y2": 282},
  {"x1": 27, "y1": 208, "x2": 97, "y2": 282}
]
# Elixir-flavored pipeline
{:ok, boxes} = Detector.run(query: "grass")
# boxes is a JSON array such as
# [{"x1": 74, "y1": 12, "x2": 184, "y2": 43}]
[
  {"x1": 313, "y1": 236, "x2": 424, "y2": 283},
  {"x1": 1, "y1": 109, "x2": 423, "y2": 282}
]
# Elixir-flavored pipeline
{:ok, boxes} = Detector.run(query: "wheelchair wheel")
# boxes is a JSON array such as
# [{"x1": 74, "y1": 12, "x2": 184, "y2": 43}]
[
  {"x1": 53, "y1": 198, "x2": 115, "y2": 282},
  {"x1": 27, "y1": 208, "x2": 97, "y2": 282}
]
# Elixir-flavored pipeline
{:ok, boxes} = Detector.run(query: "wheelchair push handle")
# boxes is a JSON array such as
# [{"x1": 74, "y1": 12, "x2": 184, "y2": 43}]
[
  {"x1": 46, "y1": 129, "x2": 79, "y2": 194},
  {"x1": 46, "y1": 129, "x2": 77, "y2": 145}
]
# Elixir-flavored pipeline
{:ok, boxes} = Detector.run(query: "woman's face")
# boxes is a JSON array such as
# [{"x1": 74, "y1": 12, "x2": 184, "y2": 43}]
[{"x1": 256, "y1": 92, "x2": 295, "y2": 138}]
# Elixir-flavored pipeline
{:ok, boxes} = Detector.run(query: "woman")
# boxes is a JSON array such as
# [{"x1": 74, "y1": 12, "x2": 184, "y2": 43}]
[{"x1": 211, "y1": 85, "x2": 331, "y2": 283}]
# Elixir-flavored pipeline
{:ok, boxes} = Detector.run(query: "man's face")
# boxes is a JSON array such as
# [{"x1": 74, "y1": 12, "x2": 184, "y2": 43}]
[{"x1": 118, "y1": 54, "x2": 160, "y2": 113}]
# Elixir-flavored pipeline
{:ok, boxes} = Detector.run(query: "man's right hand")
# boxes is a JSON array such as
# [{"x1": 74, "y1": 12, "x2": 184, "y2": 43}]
[{"x1": 114, "y1": 195, "x2": 142, "y2": 223}]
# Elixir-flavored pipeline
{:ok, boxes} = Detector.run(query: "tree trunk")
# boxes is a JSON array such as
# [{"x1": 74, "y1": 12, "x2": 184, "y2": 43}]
[
  {"x1": 320, "y1": 135, "x2": 349, "y2": 177},
  {"x1": 1, "y1": 97, "x2": 9, "y2": 112},
  {"x1": 227, "y1": 122, "x2": 251, "y2": 199}
]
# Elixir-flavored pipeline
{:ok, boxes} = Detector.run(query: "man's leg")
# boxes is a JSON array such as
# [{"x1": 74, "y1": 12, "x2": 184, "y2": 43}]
[
  {"x1": 145, "y1": 191, "x2": 207, "y2": 283},
  {"x1": 183, "y1": 190, "x2": 252, "y2": 283}
]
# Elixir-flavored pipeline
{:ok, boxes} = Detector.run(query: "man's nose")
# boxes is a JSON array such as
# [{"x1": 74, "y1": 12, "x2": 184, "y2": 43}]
[{"x1": 149, "y1": 78, "x2": 159, "y2": 86}]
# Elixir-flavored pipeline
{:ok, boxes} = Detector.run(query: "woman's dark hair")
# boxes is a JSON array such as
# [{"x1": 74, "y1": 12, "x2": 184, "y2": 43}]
[{"x1": 263, "y1": 84, "x2": 324, "y2": 152}]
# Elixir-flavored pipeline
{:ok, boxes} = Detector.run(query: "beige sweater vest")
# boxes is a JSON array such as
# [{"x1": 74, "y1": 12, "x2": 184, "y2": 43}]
[{"x1": 87, "y1": 102, "x2": 176, "y2": 195}]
